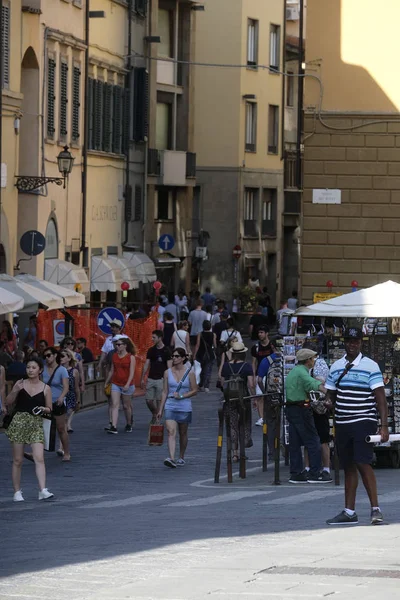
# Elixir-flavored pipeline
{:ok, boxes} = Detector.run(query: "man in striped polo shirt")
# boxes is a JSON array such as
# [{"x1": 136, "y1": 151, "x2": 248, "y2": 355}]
[{"x1": 325, "y1": 328, "x2": 388, "y2": 526}]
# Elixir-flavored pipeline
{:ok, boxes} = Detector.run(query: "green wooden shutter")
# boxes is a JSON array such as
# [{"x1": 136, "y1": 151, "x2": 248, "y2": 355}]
[
  {"x1": 59, "y1": 60, "x2": 68, "y2": 139},
  {"x1": 72, "y1": 66, "x2": 81, "y2": 142},
  {"x1": 1, "y1": 3, "x2": 10, "y2": 88},
  {"x1": 47, "y1": 58, "x2": 56, "y2": 139}
]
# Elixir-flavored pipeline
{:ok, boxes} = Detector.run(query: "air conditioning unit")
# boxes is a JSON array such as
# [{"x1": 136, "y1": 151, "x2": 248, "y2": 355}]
[{"x1": 286, "y1": 7, "x2": 299, "y2": 20}]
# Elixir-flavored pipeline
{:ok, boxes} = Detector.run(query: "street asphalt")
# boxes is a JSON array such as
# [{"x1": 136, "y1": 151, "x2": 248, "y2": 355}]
[{"x1": 1, "y1": 378, "x2": 400, "y2": 600}]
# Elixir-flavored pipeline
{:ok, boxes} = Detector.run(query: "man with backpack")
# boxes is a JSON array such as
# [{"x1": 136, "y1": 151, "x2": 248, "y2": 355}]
[
  {"x1": 251, "y1": 326, "x2": 276, "y2": 426},
  {"x1": 221, "y1": 342, "x2": 255, "y2": 461}
]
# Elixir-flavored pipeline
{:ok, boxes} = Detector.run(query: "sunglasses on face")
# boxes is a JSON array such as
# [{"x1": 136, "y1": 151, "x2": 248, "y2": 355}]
[
  {"x1": 172, "y1": 354, "x2": 182, "y2": 358},
  {"x1": 44, "y1": 354, "x2": 53, "y2": 359},
  {"x1": 115, "y1": 343, "x2": 125, "y2": 347},
  {"x1": 66, "y1": 342, "x2": 74, "y2": 346}
]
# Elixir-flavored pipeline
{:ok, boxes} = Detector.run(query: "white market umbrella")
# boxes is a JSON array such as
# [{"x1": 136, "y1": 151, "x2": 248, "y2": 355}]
[
  {"x1": 295, "y1": 280, "x2": 400, "y2": 318},
  {"x1": 0, "y1": 288, "x2": 24, "y2": 315},
  {"x1": 15, "y1": 274, "x2": 85, "y2": 307},
  {"x1": 0, "y1": 274, "x2": 63, "y2": 312}
]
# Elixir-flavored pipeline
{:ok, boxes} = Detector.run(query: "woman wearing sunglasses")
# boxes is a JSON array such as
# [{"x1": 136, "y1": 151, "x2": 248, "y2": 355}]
[
  {"x1": 42, "y1": 347, "x2": 70, "y2": 461},
  {"x1": 104, "y1": 336, "x2": 136, "y2": 434},
  {"x1": 60, "y1": 337, "x2": 85, "y2": 393},
  {"x1": 157, "y1": 347, "x2": 198, "y2": 468},
  {"x1": 59, "y1": 349, "x2": 81, "y2": 434},
  {"x1": 5, "y1": 357, "x2": 54, "y2": 501}
]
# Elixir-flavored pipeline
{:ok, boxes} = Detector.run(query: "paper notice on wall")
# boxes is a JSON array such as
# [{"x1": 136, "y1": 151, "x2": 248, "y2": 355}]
[{"x1": 312, "y1": 189, "x2": 341, "y2": 204}]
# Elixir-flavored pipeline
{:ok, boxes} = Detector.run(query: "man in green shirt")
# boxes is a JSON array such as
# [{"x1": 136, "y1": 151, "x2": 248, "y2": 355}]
[{"x1": 285, "y1": 348, "x2": 331, "y2": 484}]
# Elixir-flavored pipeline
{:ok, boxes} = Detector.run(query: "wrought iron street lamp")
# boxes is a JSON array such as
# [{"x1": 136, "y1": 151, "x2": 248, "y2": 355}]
[{"x1": 15, "y1": 146, "x2": 75, "y2": 192}]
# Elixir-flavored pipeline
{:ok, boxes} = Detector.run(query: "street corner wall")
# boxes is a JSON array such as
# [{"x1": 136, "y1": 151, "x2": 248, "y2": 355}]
[{"x1": 301, "y1": 113, "x2": 400, "y2": 304}]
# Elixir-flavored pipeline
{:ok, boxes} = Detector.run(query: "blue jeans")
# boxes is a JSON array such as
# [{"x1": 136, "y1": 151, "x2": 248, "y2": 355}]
[{"x1": 286, "y1": 404, "x2": 322, "y2": 476}]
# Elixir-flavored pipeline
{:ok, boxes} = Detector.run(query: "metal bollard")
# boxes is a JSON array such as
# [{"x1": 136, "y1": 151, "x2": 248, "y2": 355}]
[
  {"x1": 214, "y1": 405, "x2": 225, "y2": 484},
  {"x1": 225, "y1": 404, "x2": 233, "y2": 483},
  {"x1": 262, "y1": 395, "x2": 268, "y2": 472},
  {"x1": 238, "y1": 402, "x2": 246, "y2": 479},
  {"x1": 332, "y1": 419, "x2": 340, "y2": 486},
  {"x1": 274, "y1": 403, "x2": 282, "y2": 485}
]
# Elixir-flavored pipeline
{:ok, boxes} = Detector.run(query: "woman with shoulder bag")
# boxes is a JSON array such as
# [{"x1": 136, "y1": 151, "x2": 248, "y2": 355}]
[
  {"x1": 171, "y1": 320, "x2": 191, "y2": 357},
  {"x1": 5, "y1": 357, "x2": 54, "y2": 502},
  {"x1": 104, "y1": 336, "x2": 136, "y2": 434},
  {"x1": 42, "y1": 347, "x2": 70, "y2": 462},
  {"x1": 193, "y1": 320, "x2": 216, "y2": 392},
  {"x1": 157, "y1": 347, "x2": 198, "y2": 468}
]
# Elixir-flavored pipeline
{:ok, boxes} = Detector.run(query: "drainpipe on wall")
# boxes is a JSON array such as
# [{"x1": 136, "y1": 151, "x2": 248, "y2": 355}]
[
  {"x1": 122, "y1": 0, "x2": 133, "y2": 247},
  {"x1": 296, "y1": 0, "x2": 304, "y2": 189},
  {"x1": 142, "y1": 0, "x2": 151, "y2": 256},
  {"x1": 0, "y1": 2, "x2": 3, "y2": 244},
  {"x1": 281, "y1": 0, "x2": 287, "y2": 162}
]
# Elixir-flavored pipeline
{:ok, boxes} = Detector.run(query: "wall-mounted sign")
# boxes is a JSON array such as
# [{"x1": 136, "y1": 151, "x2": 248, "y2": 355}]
[
  {"x1": 313, "y1": 292, "x2": 343, "y2": 304},
  {"x1": 312, "y1": 189, "x2": 341, "y2": 204},
  {"x1": 91, "y1": 205, "x2": 118, "y2": 221}
]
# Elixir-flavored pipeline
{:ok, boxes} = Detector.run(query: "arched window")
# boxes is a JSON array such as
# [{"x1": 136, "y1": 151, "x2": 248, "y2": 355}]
[{"x1": 44, "y1": 219, "x2": 58, "y2": 259}]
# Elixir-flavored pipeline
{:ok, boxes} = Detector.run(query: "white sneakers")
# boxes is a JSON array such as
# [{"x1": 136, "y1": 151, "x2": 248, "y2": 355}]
[
  {"x1": 13, "y1": 488, "x2": 54, "y2": 501},
  {"x1": 38, "y1": 488, "x2": 54, "y2": 501},
  {"x1": 255, "y1": 418, "x2": 264, "y2": 426}
]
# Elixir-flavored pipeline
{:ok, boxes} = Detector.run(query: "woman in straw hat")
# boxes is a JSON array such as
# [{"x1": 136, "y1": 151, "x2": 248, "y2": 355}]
[{"x1": 220, "y1": 341, "x2": 255, "y2": 462}]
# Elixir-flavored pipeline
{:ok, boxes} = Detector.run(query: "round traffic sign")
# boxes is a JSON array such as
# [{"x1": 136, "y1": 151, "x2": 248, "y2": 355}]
[
  {"x1": 20, "y1": 230, "x2": 46, "y2": 257},
  {"x1": 232, "y1": 244, "x2": 242, "y2": 259},
  {"x1": 97, "y1": 307, "x2": 125, "y2": 335}
]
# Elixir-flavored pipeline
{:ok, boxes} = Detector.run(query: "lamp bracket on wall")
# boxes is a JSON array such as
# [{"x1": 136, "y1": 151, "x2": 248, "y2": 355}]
[{"x1": 14, "y1": 176, "x2": 64, "y2": 193}]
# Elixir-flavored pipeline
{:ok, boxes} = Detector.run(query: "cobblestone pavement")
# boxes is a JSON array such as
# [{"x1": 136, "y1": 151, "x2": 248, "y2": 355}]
[{"x1": 1, "y1": 384, "x2": 400, "y2": 599}]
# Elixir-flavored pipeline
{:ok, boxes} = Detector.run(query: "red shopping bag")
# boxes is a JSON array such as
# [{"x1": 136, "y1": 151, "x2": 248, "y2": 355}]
[{"x1": 147, "y1": 421, "x2": 164, "y2": 446}]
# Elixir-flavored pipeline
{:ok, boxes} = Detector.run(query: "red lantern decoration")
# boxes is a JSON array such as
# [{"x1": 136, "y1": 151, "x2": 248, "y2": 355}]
[
  {"x1": 121, "y1": 281, "x2": 130, "y2": 292},
  {"x1": 326, "y1": 280, "x2": 334, "y2": 289},
  {"x1": 153, "y1": 281, "x2": 162, "y2": 296},
  {"x1": 351, "y1": 280, "x2": 358, "y2": 288}
]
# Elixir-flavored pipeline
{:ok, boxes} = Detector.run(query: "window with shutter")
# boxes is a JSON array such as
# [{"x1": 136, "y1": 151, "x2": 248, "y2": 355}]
[
  {"x1": 134, "y1": 185, "x2": 142, "y2": 221},
  {"x1": 112, "y1": 86, "x2": 123, "y2": 154},
  {"x1": 122, "y1": 87, "x2": 130, "y2": 154},
  {"x1": 88, "y1": 78, "x2": 94, "y2": 149},
  {"x1": 133, "y1": 68, "x2": 149, "y2": 142},
  {"x1": 93, "y1": 80, "x2": 104, "y2": 150},
  {"x1": 1, "y1": 2, "x2": 10, "y2": 89},
  {"x1": 103, "y1": 83, "x2": 113, "y2": 152},
  {"x1": 72, "y1": 65, "x2": 81, "y2": 143},
  {"x1": 59, "y1": 60, "x2": 68, "y2": 140},
  {"x1": 47, "y1": 57, "x2": 56, "y2": 139}
]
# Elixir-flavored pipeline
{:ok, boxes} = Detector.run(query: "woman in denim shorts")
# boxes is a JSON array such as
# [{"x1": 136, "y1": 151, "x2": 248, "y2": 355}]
[
  {"x1": 104, "y1": 336, "x2": 136, "y2": 434},
  {"x1": 157, "y1": 347, "x2": 198, "y2": 468}
]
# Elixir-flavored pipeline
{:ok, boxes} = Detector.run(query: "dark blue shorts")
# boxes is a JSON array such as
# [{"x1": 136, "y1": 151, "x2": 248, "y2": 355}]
[
  {"x1": 335, "y1": 420, "x2": 378, "y2": 468},
  {"x1": 164, "y1": 410, "x2": 192, "y2": 424}
]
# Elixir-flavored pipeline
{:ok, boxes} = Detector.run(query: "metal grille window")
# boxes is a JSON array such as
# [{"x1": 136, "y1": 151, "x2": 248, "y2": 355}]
[
  {"x1": 247, "y1": 19, "x2": 258, "y2": 67},
  {"x1": 245, "y1": 102, "x2": 257, "y2": 152},
  {"x1": 72, "y1": 65, "x2": 81, "y2": 142},
  {"x1": 262, "y1": 189, "x2": 277, "y2": 237},
  {"x1": 47, "y1": 57, "x2": 56, "y2": 139},
  {"x1": 1, "y1": 2, "x2": 10, "y2": 88},
  {"x1": 270, "y1": 24, "x2": 281, "y2": 72},
  {"x1": 244, "y1": 188, "x2": 259, "y2": 237},
  {"x1": 59, "y1": 60, "x2": 68, "y2": 140},
  {"x1": 268, "y1": 105, "x2": 279, "y2": 154},
  {"x1": 135, "y1": 0, "x2": 147, "y2": 17}
]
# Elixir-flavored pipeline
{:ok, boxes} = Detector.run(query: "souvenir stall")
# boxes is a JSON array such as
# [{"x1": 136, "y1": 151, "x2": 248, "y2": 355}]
[{"x1": 289, "y1": 281, "x2": 400, "y2": 468}]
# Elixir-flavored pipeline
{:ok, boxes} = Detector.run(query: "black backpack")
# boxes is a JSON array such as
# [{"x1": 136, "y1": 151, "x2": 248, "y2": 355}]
[{"x1": 224, "y1": 362, "x2": 247, "y2": 402}]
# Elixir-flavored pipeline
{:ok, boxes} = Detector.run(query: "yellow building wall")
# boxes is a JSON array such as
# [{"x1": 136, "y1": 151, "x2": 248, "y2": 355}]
[
  {"x1": 305, "y1": 0, "x2": 400, "y2": 113},
  {"x1": 2, "y1": 0, "x2": 23, "y2": 274},
  {"x1": 193, "y1": 0, "x2": 243, "y2": 167}
]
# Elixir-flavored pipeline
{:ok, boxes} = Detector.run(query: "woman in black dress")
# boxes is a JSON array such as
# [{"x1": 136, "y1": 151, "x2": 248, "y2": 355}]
[
  {"x1": 162, "y1": 312, "x2": 177, "y2": 348},
  {"x1": 5, "y1": 357, "x2": 54, "y2": 502},
  {"x1": 193, "y1": 320, "x2": 217, "y2": 392}
]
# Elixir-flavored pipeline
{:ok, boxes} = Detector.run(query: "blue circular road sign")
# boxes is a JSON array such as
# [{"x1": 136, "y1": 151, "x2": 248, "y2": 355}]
[
  {"x1": 97, "y1": 307, "x2": 125, "y2": 335},
  {"x1": 158, "y1": 234, "x2": 175, "y2": 251}
]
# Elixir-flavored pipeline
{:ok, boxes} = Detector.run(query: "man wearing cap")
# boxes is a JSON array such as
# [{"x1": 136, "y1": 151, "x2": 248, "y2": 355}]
[
  {"x1": 285, "y1": 348, "x2": 330, "y2": 484},
  {"x1": 98, "y1": 320, "x2": 123, "y2": 373},
  {"x1": 325, "y1": 328, "x2": 388, "y2": 526}
]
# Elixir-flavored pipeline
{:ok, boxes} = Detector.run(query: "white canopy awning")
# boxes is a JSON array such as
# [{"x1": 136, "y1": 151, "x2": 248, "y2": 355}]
[
  {"x1": 122, "y1": 252, "x2": 156, "y2": 284},
  {"x1": 91, "y1": 256, "x2": 123, "y2": 292},
  {"x1": 15, "y1": 274, "x2": 86, "y2": 307},
  {"x1": 295, "y1": 281, "x2": 400, "y2": 318},
  {"x1": 107, "y1": 256, "x2": 140, "y2": 290},
  {"x1": 45, "y1": 259, "x2": 90, "y2": 294},
  {"x1": 0, "y1": 288, "x2": 24, "y2": 315},
  {"x1": 0, "y1": 274, "x2": 63, "y2": 312}
]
